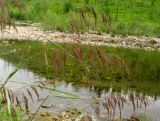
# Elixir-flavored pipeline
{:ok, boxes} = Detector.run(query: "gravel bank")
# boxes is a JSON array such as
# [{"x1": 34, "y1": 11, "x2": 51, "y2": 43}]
[{"x1": 0, "y1": 25, "x2": 160, "y2": 51}]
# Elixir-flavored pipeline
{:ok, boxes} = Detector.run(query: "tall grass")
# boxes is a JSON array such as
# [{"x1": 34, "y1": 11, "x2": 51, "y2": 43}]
[
  {"x1": 0, "y1": 0, "x2": 24, "y2": 31},
  {"x1": 9, "y1": 0, "x2": 160, "y2": 37}
]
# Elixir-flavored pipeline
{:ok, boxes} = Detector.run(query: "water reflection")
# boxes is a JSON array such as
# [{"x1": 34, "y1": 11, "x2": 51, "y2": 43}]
[
  {"x1": 0, "y1": 58, "x2": 44, "y2": 90},
  {"x1": 0, "y1": 58, "x2": 160, "y2": 120}
]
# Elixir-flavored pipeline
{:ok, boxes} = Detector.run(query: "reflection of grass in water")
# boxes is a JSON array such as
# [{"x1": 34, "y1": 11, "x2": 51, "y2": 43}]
[
  {"x1": 0, "y1": 40, "x2": 157, "y2": 121},
  {"x1": 0, "y1": 40, "x2": 160, "y2": 96},
  {"x1": 0, "y1": 44, "x2": 82, "y2": 121},
  {"x1": 0, "y1": 40, "x2": 129, "y2": 80}
]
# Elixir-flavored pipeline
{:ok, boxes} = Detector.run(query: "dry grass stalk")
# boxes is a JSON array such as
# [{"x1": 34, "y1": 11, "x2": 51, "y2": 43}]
[
  {"x1": 91, "y1": 6, "x2": 97, "y2": 27},
  {"x1": 44, "y1": 52, "x2": 50, "y2": 79},
  {"x1": 129, "y1": 92, "x2": 136, "y2": 114},
  {"x1": 70, "y1": 15, "x2": 80, "y2": 36},
  {"x1": 0, "y1": 0, "x2": 23, "y2": 31},
  {"x1": 0, "y1": 15, "x2": 7, "y2": 31},
  {"x1": 15, "y1": 95, "x2": 21, "y2": 108},
  {"x1": 102, "y1": 91, "x2": 151, "y2": 119},
  {"x1": 112, "y1": 55, "x2": 130, "y2": 76},
  {"x1": 0, "y1": 87, "x2": 25, "y2": 114},
  {"x1": 22, "y1": 93, "x2": 29, "y2": 113},
  {"x1": 52, "y1": 54, "x2": 61, "y2": 74},
  {"x1": 63, "y1": 51, "x2": 67, "y2": 66},
  {"x1": 29, "y1": 86, "x2": 39, "y2": 99},
  {"x1": 101, "y1": 11, "x2": 112, "y2": 33},
  {"x1": 95, "y1": 68, "x2": 100, "y2": 80},
  {"x1": 26, "y1": 88, "x2": 34, "y2": 102},
  {"x1": 80, "y1": 114, "x2": 93, "y2": 121},
  {"x1": 78, "y1": 7, "x2": 88, "y2": 28},
  {"x1": 44, "y1": 52, "x2": 49, "y2": 67},
  {"x1": 12, "y1": 0, "x2": 25, "y2": 11},
  {"x1": 88, "y1": 47, "x2": 94, "y2": 60},
  {"x1": 72, "y1": 47, "x2": 83, "y2": 63},
  {"x1": 96, "y1": 48, "x2": 111, "y2": 67},
  {"x1": 96, "y1": 48, "x2": 106, "y2": 65},
  {"x1": 128, "y1": 92, "x2": 151, "y2": 114},
  {"x1": 94, "y1": 106, "x2": 100, "y2": 116}
]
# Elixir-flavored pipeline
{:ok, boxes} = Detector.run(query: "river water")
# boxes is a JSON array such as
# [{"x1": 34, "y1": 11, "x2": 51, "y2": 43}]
[{"x1": 0, "y1": 58, "x2": 160, "y2": 121}]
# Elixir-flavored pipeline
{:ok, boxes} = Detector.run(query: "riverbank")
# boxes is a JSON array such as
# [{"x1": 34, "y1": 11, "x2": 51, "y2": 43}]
[{"x1": 0, "y1": 25, "x2": 160, "y2": 51}]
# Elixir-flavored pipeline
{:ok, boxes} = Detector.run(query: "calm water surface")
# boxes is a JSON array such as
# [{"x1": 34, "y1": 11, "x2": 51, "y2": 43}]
[{"x1": 0, "y1": 58, "x2": 160, "y2": 121}]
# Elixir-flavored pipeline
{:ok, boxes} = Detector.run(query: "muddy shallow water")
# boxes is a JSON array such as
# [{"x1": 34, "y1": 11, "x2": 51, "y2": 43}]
[{"x1": 1, "y1": 58, "x2": 160, "y2": 121}]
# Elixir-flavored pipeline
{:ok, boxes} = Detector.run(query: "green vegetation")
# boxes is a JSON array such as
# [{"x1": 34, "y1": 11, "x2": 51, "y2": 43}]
[
  {"x1": 0, "y1": 39, "x2": 155, "y2": 121},
  {"x1": 10, "y1": 0, "x2": 160, "y2": 37},
  {"x1": 1, "y1": 40, "x2": 160, "y2": 96},
  {"x1": 1, "y1": 0, "x2": 159, "y2": 120},
  {"x1": 0, "y1": 106, "x2": 28, "y2": 121}
]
